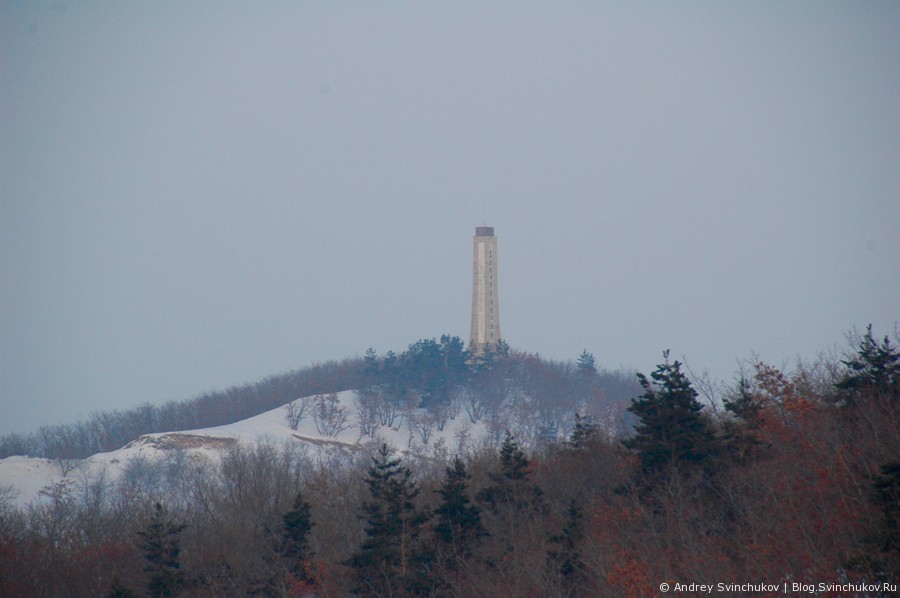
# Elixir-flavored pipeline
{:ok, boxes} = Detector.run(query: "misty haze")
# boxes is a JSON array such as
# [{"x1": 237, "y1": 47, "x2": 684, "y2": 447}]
[{"x1": 1, "y1": 2, "x2": 898, "y2": 596}]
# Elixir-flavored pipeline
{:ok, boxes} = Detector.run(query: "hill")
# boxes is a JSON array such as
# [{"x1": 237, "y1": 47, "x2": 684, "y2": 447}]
[
  {"x1": 0, "y1": 339, "x2": 641, "y2": 462},
  {"x1": 0, "y1": 389, "x2": 490, "y2": 507}
]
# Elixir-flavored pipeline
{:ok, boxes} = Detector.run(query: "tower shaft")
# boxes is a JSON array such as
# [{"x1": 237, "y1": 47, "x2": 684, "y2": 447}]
[{"x1": 470, "y1": 226, "x2": 501, "y2": 347}]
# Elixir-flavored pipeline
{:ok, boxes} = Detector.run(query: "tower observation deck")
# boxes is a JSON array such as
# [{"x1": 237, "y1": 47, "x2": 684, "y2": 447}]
[{"x1": 470, "y1": 226, "x2": 501, "y2": 348}]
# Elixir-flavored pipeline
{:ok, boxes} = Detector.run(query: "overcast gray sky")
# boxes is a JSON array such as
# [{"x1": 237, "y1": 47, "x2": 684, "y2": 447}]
[{"x1": 2, "y1": 1, "x2": 898, "y2": 435}]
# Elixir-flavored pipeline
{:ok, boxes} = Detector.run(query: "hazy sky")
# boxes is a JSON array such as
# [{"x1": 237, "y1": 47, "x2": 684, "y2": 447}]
[{"x1": 2, "y1": 2, "x2": 898, "y2": 435}]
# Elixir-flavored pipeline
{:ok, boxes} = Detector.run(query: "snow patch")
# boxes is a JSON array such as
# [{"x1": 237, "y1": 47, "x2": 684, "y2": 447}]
[{"x1": 0, "y1": 390, "x2": 487, "y2": 507}]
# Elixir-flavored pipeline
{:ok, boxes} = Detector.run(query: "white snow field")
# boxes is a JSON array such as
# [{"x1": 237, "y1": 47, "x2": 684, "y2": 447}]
[{"x1": 0, "y1": 390, "x2": 489, "y2": 507}]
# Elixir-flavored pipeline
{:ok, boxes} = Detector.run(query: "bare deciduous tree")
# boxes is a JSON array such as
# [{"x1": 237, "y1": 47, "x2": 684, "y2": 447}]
[
  {"x1": 284, "y1": 396, "x2": 313, "y2": 430},
  {"x1": 408, "y1": 411, "x2": 437, "y2": 445},
  {"x1": 354, "y1": 390, "x2": 381, "y2": 439},
  {"x1": 313, "y1": 393, "x2": 351, "y2": 437}
]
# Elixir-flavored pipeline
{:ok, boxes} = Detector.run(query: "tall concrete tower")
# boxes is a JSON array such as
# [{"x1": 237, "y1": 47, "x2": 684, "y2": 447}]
[{"x1": 470, "y1": 226, "x2": 501, "y2": 348}]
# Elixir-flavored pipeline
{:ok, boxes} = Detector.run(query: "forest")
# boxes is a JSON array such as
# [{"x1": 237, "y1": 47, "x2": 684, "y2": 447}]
[{"x1": 0, "y1": 327, "x2": 897, "y2": 597}]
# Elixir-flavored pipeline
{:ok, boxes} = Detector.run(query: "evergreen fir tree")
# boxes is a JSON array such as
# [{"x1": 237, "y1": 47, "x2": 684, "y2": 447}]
[
  {"x1": 625, "y1": 352, "x2": 721, "y2": 477},
  {"x1": 279, "y1": 491, "x2": 315, "y2": 585},
  {"x1": 488, "y1": 431, "x2": 529, "y2": 497},
  {"x1": 546, "y1": 500, "x2": 585, "y2": 597},
  {"x1": 363, "y1": 347, "x2": 379, "y2": 379},
  {"x1": 381, "y1": 350, "x2": 405, "y2": 405},
  {"x1": 575, "y1": 350, "x2": 599, "y2": 406},
  {"x1": 439, "y1": 334, "x2": 469, "y2": 382},
  {"x1": 432, "y1": 456, "x2": 487, "y2": 595},
  {"x1": 346, "y1": 444, "x2": 432, "y2": 596},
  {"x1": 835, "y1": 325, "x2": 899, "y2": 407},
  {"x1": 568, "y1": 413, "x2": 596, "y2": 449},
  {"x1": 434, "y1": 456, "x2": 487, "y2": 555},
  {"x1": 467, "y1": 340, "x2": 495, "y2": 374},
  {"x1": 498, "y1": 431, "x2": 529, "y2": 481},
  {"x1": 721, "y1": 377, "x2": 766, "y2": 463},
  {"x1": 723, "y1": 377, "x2": 762, "y2": 422},
  {"x1": 576, "y1": 350, "x2": 597, "y2": 374},
  {"x1": 477, "y1": 432, "x2": 543, "y2": 513},
  {"x1": 137, "y1": 502, "x2": 187, "y2": 598}
]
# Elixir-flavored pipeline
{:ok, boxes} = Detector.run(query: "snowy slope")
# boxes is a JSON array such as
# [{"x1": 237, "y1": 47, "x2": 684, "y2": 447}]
[{"x1": 0, "y1": 390, "x2": 486, "y2": 507}]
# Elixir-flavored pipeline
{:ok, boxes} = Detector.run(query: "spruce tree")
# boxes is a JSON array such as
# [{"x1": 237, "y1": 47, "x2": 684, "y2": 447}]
[
  {"x1": 721, "y1": 377, "x2": 766, "y2": 463},
  {"x1": 279, "y1": 491, "x2": 315, "y2": 586},
  {"x1": 723, "y1": 377, "x2": 762, "y2": 422},
  {"x1": 137, "y1": 502, "x2": 187, "y2": 598},
  {"x1": 346, "y1": 444, "x2": 431, "y2": 596},
  {"x1": 432, "y1": 456, "x2": 487, "y2": 595},
  {"x1": 477, "y1": 432, "x2": 543, "y2": 514},
  {"x1": 625, "y1": 352, "x2": 720, "y2": 478},
  {"x1": 362, "y1": 347, "x2": 381, "y2": 396},
  {"x1": 576, "y1": 350, "x2": 597, "y2": 374},
  {"x1": 546, "y1": 500, "x2": 585, "y2": 597},
  {"x1": 498, "y1": 431, "x2": 530, "y2": 482},
  {"x1": 568, "y1": 413, "x2": 596, "y2": 449},
  {"x1": 434, "y1": 456, "x2": 487, "y2": 556},
  {"x1": 835, "y1": 325, "x2": 899, "y2": 407}
]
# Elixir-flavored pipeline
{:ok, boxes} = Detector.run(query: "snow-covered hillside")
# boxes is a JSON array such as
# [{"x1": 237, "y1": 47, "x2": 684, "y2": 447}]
[{"x1": 0, "y1": 390, "x2": 488, "y2": 507}]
